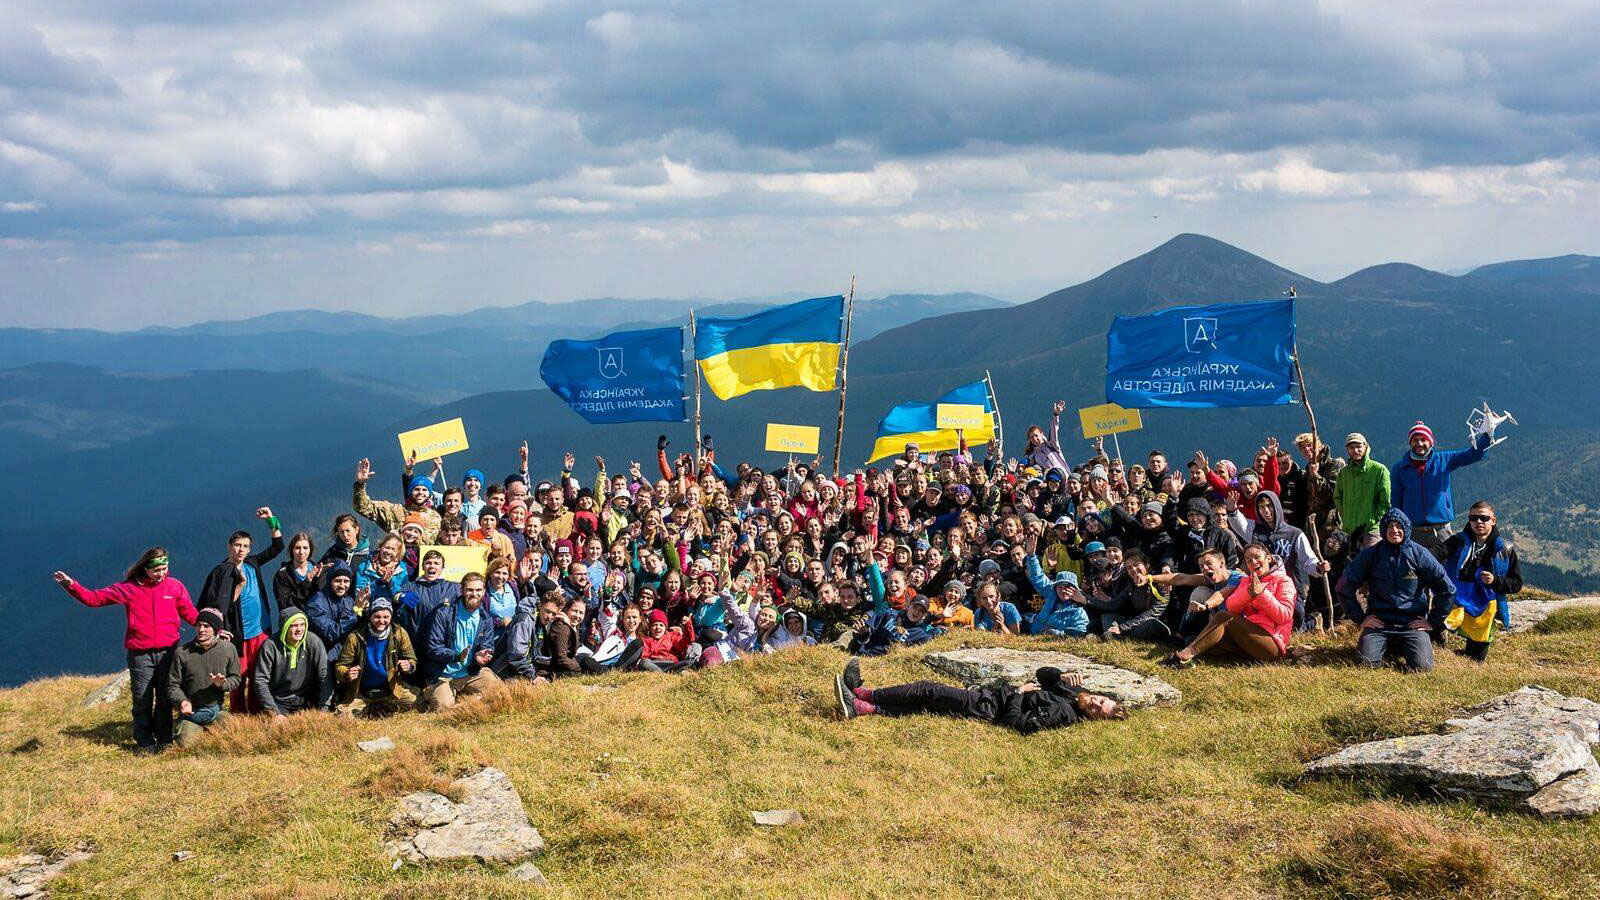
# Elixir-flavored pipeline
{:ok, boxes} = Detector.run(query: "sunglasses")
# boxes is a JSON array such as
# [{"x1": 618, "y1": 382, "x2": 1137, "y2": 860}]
[{"x1": 1467, "y1": 514, "x2": 1494, "y2": 523}]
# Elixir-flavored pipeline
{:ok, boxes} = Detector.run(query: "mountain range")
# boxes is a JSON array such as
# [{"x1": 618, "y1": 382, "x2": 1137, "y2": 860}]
[{"x1": 3, "y1": 234, "x2": 1595, "y2": 685}]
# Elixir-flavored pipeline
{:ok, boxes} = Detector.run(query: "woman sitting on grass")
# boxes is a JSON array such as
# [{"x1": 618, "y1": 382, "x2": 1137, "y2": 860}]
[
  {"x1": 834, "y1": 660, "x2": 1126, "y2": 732},
  {"x1": 1160, "y1": 543, "x2": 1294, "y2": 668}
]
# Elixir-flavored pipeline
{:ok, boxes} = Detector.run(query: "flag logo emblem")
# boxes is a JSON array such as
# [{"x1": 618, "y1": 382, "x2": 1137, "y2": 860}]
[
  {"x1": 597, "y1": 347, "x2": 625, "y2": 379},
  {"x1": 1183, "y1": 317, "x2": 1219, "y2": 352}
]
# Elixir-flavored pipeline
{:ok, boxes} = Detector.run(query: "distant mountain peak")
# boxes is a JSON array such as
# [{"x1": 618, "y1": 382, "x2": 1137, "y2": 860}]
[{"x1": 1333, "y1": 262, "x2": 1459, "y2": 296}]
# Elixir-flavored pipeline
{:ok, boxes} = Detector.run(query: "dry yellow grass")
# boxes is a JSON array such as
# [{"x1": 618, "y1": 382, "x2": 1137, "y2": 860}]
[{"x1": 1, "y1": 621, "x2": 1598, "y2": 899}]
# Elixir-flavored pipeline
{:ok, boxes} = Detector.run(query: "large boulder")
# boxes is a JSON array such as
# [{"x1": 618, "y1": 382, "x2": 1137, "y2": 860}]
[
  {"x1": 922, "y1": 647, "x2": 1181, "y2": 709},
  {"x1": 1305, "y1": 686, "x2": 1600, "y2": 818},
  {"x1": 1505, "y1": 596, "x2": 1600, "y2": 633},
  {"x1": 387, "y1": 768, "x2": 545, "y2": 864}
]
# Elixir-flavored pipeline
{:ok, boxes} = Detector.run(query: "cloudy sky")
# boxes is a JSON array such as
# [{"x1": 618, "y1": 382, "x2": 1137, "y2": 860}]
[{"x1": 2, "y1": 0, "x2": 1596, "y2": 328}]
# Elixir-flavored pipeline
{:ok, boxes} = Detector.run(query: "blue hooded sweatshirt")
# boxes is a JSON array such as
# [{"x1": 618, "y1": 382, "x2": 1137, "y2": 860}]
[{"x1": 1336, "y1": 507, "x2": 1455, "y2": 629}]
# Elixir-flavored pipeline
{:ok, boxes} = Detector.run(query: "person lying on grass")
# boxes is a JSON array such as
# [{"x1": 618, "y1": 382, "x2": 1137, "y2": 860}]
[{"x1": 833, "y1": 659, "x2": 1125, "y2": 732}]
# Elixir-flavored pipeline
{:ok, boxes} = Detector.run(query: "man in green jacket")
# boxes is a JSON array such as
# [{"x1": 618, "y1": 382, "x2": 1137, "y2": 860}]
[
  {"x1": 1333, "y1": 432, "x2": 1390, "y2": 549},
  {"x1": 168, "y1": 609, "x2": 241, "y2": 746}
]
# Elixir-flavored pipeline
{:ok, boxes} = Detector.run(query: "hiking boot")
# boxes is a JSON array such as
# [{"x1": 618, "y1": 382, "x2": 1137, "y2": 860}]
[
  {"x1": 834, "y1": 674, "x2": 855, "y2": 719},
  {"x1": 842, "y1": 657, "x2": 862, "y2": 692},
  {"x1": 1159, "y1": 653, "x2": 1194, "y2": 670}
]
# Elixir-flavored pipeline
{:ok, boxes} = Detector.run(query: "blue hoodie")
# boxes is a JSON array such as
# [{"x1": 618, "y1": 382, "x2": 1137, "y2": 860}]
[
  {"x1": 1336, "y1": 508, "x2": 1455, "y2": 629},
  {"x1": 305, "y1": 565, "x2": 361, "y2": 656},
  {"x1": 1390, "y1": 432, "x2": 1490, "y2": 526}
]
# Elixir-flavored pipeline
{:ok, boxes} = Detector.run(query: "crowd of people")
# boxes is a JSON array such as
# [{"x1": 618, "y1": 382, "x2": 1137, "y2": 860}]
[{"x1": 53, "y1": 402, "x2": 1522, "y2": 751}]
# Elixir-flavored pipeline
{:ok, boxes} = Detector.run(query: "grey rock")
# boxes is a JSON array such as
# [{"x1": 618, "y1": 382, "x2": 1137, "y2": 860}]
[
  {"x1": 1442, "y1": 685, "x2": 1600, "y2": 744},
  {"x1": 388, "y1": 768, "x2": 545, "y2": 864},
  {"x1": 922, "y1": 647, "x2": 1180, "y2": 709},
  {"x1": 1306, "y1": 686, "x2": 1600, "y2": 818},
  {"x1": 1526, "y1": 763, "x2": 1600, "y2": 818},
  {"x1": 357, "y1": 736, "x2": 396, "y2": 753},
  {"x1": 751, "y1": 809, "x2": 804, "y2": 827},
  {"x1": 391, "y1": 792, "x2": 459, "y2": 829},
  {"x1": 80, "y1": 671, "x2": 129, "y2": 708},
  {"x1": 169, "y1": 850, "x2": 195, "y2": 862},
  {"x1": 508, "y1": 862, "x2": 548, "y2": 884},
  {"x1": 0, "y1": 845, "x2": 93, "y2": 899},
  {"x1": 1505, "y1": 596, "x2": 1600, "y2": 633}
]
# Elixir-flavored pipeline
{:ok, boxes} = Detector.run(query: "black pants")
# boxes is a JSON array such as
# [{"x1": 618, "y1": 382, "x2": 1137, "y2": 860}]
[
  {"x1": 872, "y1": 681, "x2": 988, "y2": 721},
  {"x1": 1460, "y1": 639, "x2": 1491, "y2": 662},
  {"x1": 578, "y1": 639, "x2": 645, "y2": 674},
  {"x1": 127, "y1": 645, "x2": 176, "y2": 748}
]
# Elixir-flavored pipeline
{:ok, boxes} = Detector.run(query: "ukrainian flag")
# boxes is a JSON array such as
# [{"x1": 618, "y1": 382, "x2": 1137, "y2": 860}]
[
  {"x1": 867, "y1": 379, "x2": 996, "y2": 463},
  {"x1": 695, "y1": 295, "x2": 843, "y2": 400}
]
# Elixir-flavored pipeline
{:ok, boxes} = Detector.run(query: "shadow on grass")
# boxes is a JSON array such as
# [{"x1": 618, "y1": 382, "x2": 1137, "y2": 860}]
[{"x1": 60, "y1": 719, "x2": 133, "y2": 748}]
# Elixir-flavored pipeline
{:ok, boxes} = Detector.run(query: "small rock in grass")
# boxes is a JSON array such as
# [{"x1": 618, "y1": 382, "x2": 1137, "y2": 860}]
[
  {"x1": 171, "y1": 850, "x2": 195, "y2": 862},
  {"x1": 509, "y1": 862, "x2": 549, "y2": 884},
  {"x1": 751, "y1": 809, "x2": 804, "y2": 827},
  {"x1": 357, "y1": 737, "x2": 397, "y2": 753}
]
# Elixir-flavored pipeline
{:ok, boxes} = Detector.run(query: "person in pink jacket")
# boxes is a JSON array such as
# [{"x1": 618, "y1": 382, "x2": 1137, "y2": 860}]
[
  {"x1": 1160, "y1": 543, "x2": 1294, "y2": 668},
  {"x1": 53, "y1": 546, "x2": 199, "y2": 753}
]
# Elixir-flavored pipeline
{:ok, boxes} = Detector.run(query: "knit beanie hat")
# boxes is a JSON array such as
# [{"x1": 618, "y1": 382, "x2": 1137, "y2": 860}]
[
  {"x1": 196, "y1": 608, "x2": 225, "y2": 632},
  {"x1": 1409, "y1": 421, "x2": 1435, "y2": 444}
]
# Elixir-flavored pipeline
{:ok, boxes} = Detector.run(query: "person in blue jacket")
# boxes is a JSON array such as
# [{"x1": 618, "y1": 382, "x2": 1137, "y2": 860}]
[
  {"x1": 1440, "y1": 501, "x2": 1522, "y2": 662},
  {"x1": 304, "y1": 563, "x2": 362, "y2": 684},
  {"x1": 1023, "y1": 533, "x2": 1089, "y2": 637},
  {"x1": 848, "y1": 596, "x2": 944, "y2": 656},
  {"x1": 419, "y1": 572, "x2": 502, "y2": 710},
  {"x1": 1389, "y1": 420, "x2": 1492, "y2": 560},
  {"x1": 1336, "y1": 508, "x2": 1455, "y2": 673}
]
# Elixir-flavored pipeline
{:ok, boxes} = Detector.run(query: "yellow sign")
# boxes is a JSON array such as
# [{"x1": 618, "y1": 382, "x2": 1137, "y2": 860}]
[
  {"x1": 1078, "y1": 402, "x2": 1144, "y2": 439},
  {"x1": 421, "y1": 545, "x2": 489, "y2": 584},
  {"x1": 398, "y1": 417, "x2": 470, "y2": 461},
  {"x1": 935, "y1": 403, "x2": 989, "y2": 430},
  {"x1": 765, "y1": 423, "x2": 821, "y2": 455}
]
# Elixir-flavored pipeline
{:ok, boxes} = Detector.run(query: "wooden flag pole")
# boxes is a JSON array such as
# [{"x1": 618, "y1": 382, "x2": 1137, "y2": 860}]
[
  {"x1": 689, "y1": 308, "x2": 702, "y2": 467},
  {"x1": 984, "y1": 369, "x2": 1004, "y2": 460},
  {"x1": 1286, "y1": 286, "x2": 1336, "y2": 630},
  {"x1": 830, "y1": 276, "x2": 856, "y2": 478}
]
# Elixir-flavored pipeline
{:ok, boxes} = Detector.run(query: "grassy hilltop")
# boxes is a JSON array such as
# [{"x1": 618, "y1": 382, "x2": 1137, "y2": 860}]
[{"x1": 2, "y1": 603, "x2": 1599, "y2": 899}]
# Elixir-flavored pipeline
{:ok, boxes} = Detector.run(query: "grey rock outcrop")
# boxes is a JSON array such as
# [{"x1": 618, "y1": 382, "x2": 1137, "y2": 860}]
[
  {"x1": 0, "y1": 843, "x2": 93, "y2": 899},
  {"x1": 1305, "y1": 686, "x2": 1600, "y2": 818},
  {"x1": 1505, "y1": 596, "x2": 1600, "y2": 633},
  {"x1": 79, "y1": 672, "x2": 129, "y2": 709},
  {"x1": 922, "y1": 647, "x2": 1180, "y2": 709},
  {"x1": 387, "y1": 768, "x2": 545, "y2": 864}
]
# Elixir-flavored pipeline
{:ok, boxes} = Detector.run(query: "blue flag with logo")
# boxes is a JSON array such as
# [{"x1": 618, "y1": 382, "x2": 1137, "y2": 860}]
[
  {"x1": 540, "y1": 327, "x2": 686, "y2": 424},
  {"x1": 1106, "y1": 299, "x2": 1295, "y2": 408}
]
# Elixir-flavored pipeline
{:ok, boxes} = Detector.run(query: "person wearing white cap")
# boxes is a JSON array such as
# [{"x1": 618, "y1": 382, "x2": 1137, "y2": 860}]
[
  {"x1": 1389, "y1": 419, "x2": 1494, "y2": 560},
  {"x1": 1332, "y1": 432, "x2": 1389, "y2": 550}
]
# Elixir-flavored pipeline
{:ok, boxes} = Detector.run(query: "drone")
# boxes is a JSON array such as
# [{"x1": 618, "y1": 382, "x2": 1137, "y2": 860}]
[{"x1": 1467, "y1": 402, "x2": 1518, "y2": 448}]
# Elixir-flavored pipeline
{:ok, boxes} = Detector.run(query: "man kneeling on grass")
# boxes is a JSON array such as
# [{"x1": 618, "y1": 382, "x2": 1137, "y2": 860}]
[
  {"x1": 833, "y1": 660, "x2": 1125, "y2": 732},
  {"x1": 169, "y1": 608, "x2": 240, "y2": 746}
]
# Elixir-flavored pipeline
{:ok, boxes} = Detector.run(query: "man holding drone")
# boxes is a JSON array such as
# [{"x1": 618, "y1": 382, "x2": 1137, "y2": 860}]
[{"x1": 1389, "y1": 404, "x2": 1514, "y2": 561}]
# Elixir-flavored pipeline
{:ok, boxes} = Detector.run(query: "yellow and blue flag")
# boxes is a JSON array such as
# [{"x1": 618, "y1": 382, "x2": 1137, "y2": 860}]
[
  {"x1": 694, "y1": 295, "x2": 843, "y2": 400},
  {"x1": 867, "y1": 379, "x2": 995, "y2": 463}
]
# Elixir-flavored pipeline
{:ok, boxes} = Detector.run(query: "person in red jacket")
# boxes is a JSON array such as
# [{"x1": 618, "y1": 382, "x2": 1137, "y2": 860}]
[
  {"x1": 53, "y1": 546, "x2": 198, "y2": 753},
  {"x1": 639, "y1": 609, "x2": 697, "y2": 671},
  {"x1": 1161, "y1": 542, "x2": 1295, "y2": 668}
]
